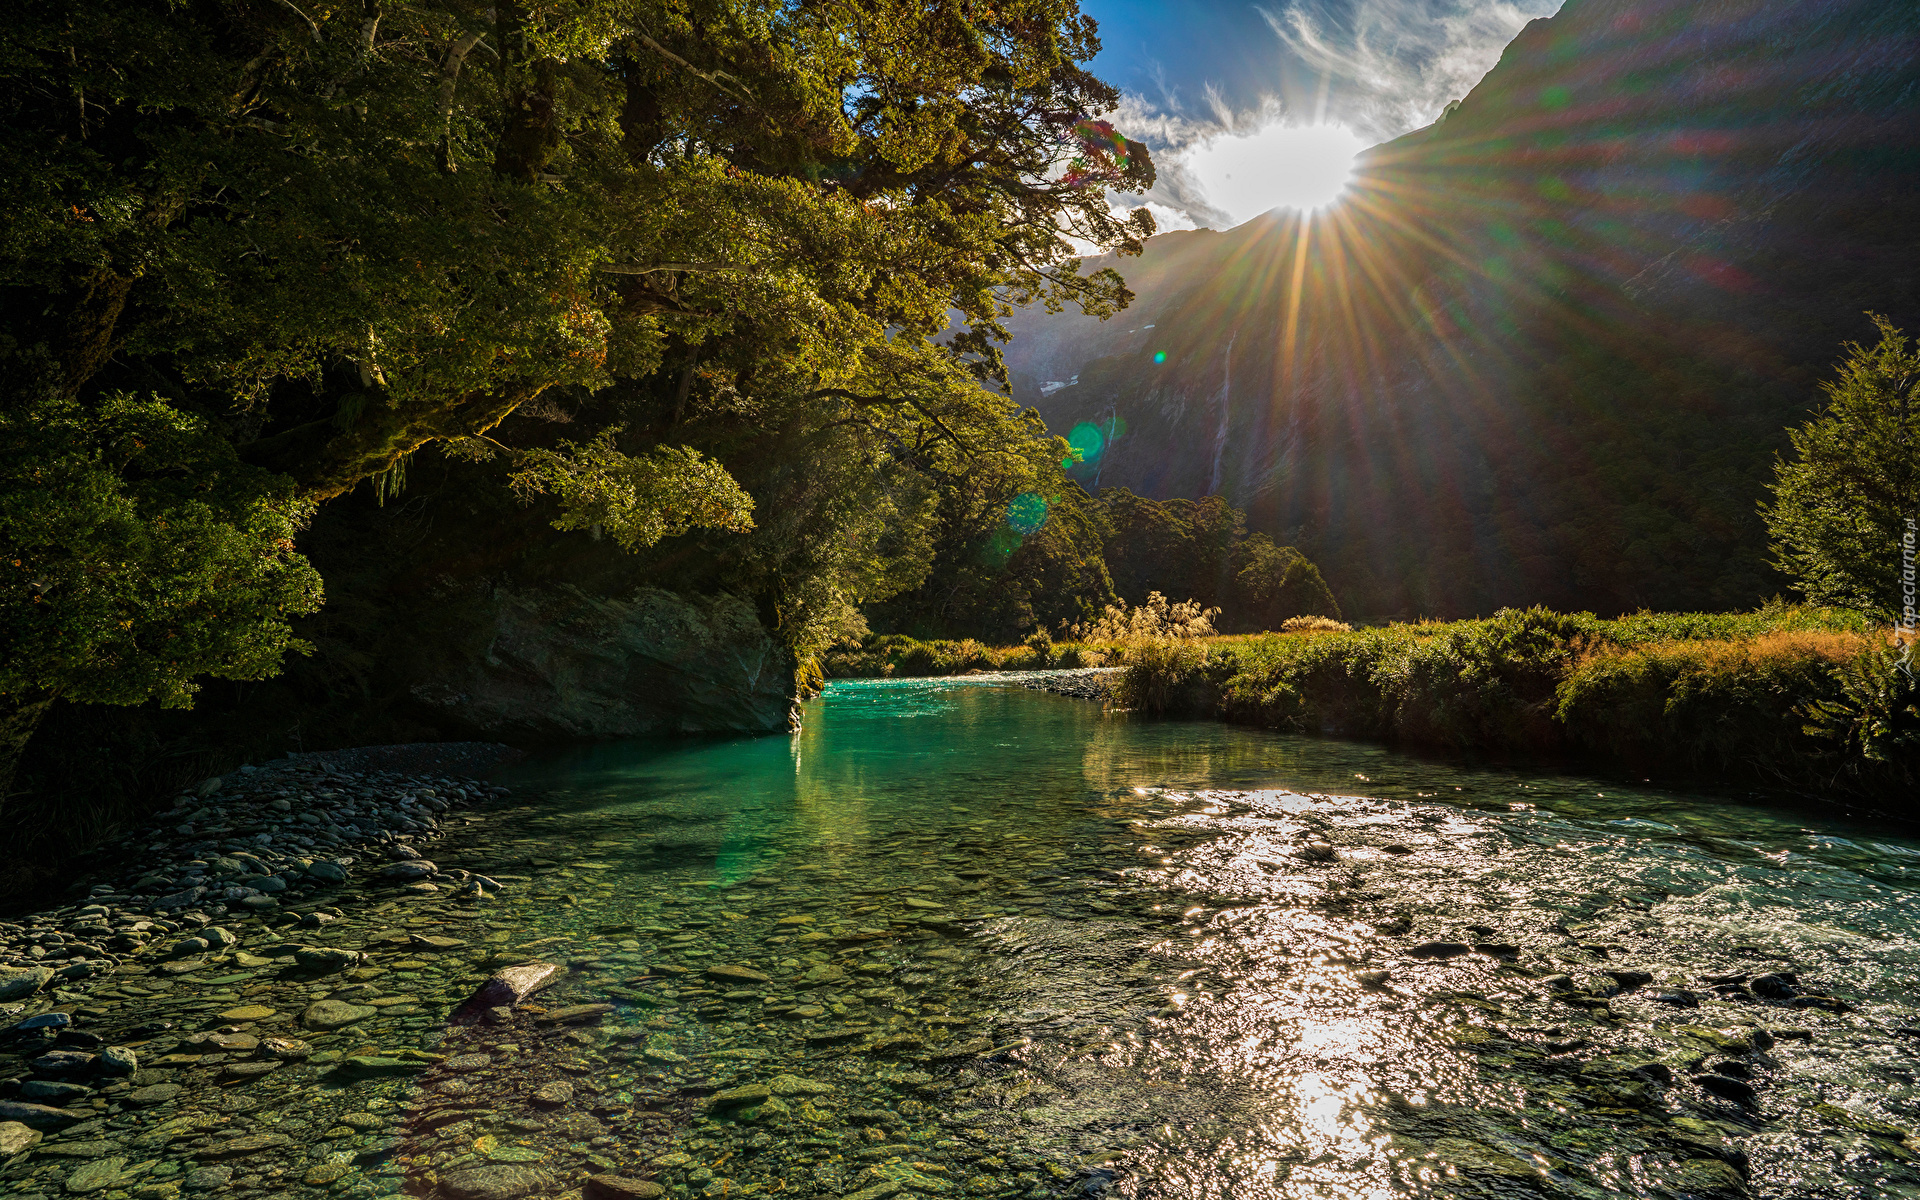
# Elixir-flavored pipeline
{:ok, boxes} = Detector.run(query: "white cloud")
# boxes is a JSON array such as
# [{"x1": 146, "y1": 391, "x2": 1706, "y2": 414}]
[
  {"x1": 1257, "y1": 0, "x2": 1559, "y2": 142},
  {"x1": 1102, "y1": 0, "x2": 1562, "y2": 230}
]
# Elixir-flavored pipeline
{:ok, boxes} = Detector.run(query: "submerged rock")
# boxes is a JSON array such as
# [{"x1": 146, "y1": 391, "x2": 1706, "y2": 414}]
[
  {"x1": 583, "y1": 1175, "x2": 664, "y2": 1200},
  {"x1": 300, "y1": 1000, "x2": 376, "y2": 1029},
  {"x1": 439, "y1": 1164, "x2": 555, "y2": 1200},
  {"x1": 451, "y1": 962, "x2": 566, "y2": 1025},
  {"x1": 1407, "y1": 942, "x2": 1472, "y2": 960}
]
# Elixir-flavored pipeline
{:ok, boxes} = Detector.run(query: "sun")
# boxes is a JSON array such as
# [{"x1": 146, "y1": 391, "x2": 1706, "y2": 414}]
[{"x1": 1187, "y1": 122, "x2": 1368, "y2": 225}]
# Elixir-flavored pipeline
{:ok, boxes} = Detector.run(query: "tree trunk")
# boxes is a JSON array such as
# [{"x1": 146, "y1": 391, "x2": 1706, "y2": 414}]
[{"x1": 492, "y1": 1, "x2": 560, "y2": 180}]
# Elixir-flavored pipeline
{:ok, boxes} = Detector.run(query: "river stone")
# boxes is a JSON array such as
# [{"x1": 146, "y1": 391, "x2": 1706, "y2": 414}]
[
  {"x1": 439, "y1": 1164, "x2": 554, "y2": 1200},
  {"x1": 704, "y1": 964, "x2": 771, "y2": 985},
  {"x1": 293, "y1": 947, "x2": 360, "y2": 973},
  {"x1": 222, "y1": 1061, "x2": 281, "y2": 1079},
  {"x1": 583, "y1": 1176, "x2": 664, "y2": 1200},
  {"x1": 15, "y1": 1012, "x2": 72, "y2": 1031},
  {"x1": 303, "y1": 1165, "x2": 351, "y2": 1186},
  {"x1": 65, "y1": 1156, "x2": 127, "y2": 1194},
  {"x1": 96, "y1": 1046, "x2": 138, "y2": 1075},
  {"x1": 336, "y1": 1056, "x2": 425, "y2": 1077},
  {"x1": 0, "y1": 1101, "x2": 86, "y2": 1128},
  {"x1": 1355, "y1": 970, "x2": 1392, "y2": 989},
  {"x1": 768, "y1": 1074, "x2": 835, "y2": 1097},
  {"x1": 307, "y1": 861, "x2": 348, "y2": 884},
  {"x1": 20, "y1": 1081, "x2": 93, "y2": 1104},
  {"x1": 35, "y1": 1140, "x2": 120, "y2": 1159},
  {"x1": 1750, "y1": 973, "x2": 1797, "y2": 1000},
  {"x1": 532, "y1": 1081, "x2": 574, "y2": 1108},
  {"x1": 1407, "y1": 941, "x2": 1472, "y2": 959},
  {"x1": 127, "y1": 1084, "x2": 183, "y2": 1107},
  {"x1": 259, "y1": 1037, "x2": 312, "y2": 1060},
  {"x1": 409, "y1": 935, "x2": 466, "y2": 951},
  {"x1": 377, "y1": 861, "x2": 436, "y2": 881},
  {"x1": 31, "y1": 1050, "x2": 94, "y2": 1074},
  {"x1": 300, "y1": 1000, "x2": 376, "y2": 1029},
  {"x1": 0, "y1": 966, "x2": 55, "y2": 1001},
  {"x1": 450, "y1": 963, "x2": 566, "y2": 1024},
  {"x1": 182, "y1": 1166, "x2": 232, "y2": 1192},
  {"x1": 0, "y1": 1121, "x2": 42, "y2": 1154},
  {"x1": 709, "y1": 1084, "x2": 771, "y2": 1109},
  {"x1": 1693, "y1": 1074, "x2": 1758, "y2": 1107},
  {"x1": 536, "y1": 1004, "x2": 614, "y2": 1025},
  {"x1": 217, "y1": 1006, "x2": 277, "y2": 1022},
  {"x1": 195, "y1": 1133, "x2": 292, "y2": 1159}
]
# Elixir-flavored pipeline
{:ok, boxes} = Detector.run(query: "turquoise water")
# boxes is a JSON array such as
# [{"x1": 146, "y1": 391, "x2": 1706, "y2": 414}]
[{"x1": 469, "y1": 675, "x2": 1920, "y2": 1199}]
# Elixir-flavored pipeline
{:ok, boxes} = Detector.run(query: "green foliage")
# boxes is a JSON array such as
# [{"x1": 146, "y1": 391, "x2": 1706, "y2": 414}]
[
  {"x1": 0, "y1": 0, "x2": 1164, "y2": 806},
  {"x1": 510, "y1": 430, "x2": 754, "y2": 550},
  {"x1": 1118, "y1": 604, "x2": 1908, "y2": 802},
  {"x1": 1799, "y1": 642, "x2": 1920, "y2": 784},
  {"x1": 1763, "y1": 315, "x2": 1920, "y2": 619},
  {"x1": 1236, "y1": 536, "x2": 1342, "y2": 630},
  {"x1": 0, "y1": 393, "x2": 324, "y2": 709},
  {"x1": 872, "y1": 485, "x2": 1339, "y2": 641},
  {"x1": 1555, "y1": 634, "x2": 1851, "y2": 777}
]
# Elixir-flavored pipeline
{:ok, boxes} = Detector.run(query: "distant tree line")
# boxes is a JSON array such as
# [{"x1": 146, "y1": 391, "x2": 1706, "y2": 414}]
[{"x1": 867, "y1": 485, "x2": 1342, "y2": 643}]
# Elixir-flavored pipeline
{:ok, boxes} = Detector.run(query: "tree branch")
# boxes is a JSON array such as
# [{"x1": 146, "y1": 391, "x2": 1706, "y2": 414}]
[{"x1": 597, "y1": 261, "x2": 747, "y2": 275}]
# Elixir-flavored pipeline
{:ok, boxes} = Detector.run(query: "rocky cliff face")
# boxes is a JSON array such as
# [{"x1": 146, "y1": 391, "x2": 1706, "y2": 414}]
[
  {"x1": 409, "y1": 585, "x2": 796, "y2": 739},
  {"x1": 1007, "y1": 0, "x2": 1920, "y2": 618}
]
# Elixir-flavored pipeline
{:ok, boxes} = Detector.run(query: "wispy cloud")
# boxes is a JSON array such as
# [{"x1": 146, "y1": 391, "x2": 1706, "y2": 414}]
[
  {"x1": 1103, "y1": 0, "x2": 1561, "y2": 230},
  {"x1": 1257, "y1": 0, "x2": 1558, "y2": 141}
]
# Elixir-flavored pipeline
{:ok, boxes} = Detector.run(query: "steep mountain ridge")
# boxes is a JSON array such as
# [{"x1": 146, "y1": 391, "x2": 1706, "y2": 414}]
[{"x1": 1008, "y1": 0, "x2": 1920, "y2": 618}]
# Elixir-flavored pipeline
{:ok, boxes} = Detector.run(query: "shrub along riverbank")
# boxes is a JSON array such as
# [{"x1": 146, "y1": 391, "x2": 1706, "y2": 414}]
[{"x1": 833, "y1": 606, "x2": 1919, "y2": 806}]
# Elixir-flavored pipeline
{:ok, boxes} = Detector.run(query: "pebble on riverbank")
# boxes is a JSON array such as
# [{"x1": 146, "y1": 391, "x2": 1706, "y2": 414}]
[{"x1": 0, "y1": 751, "x2": 511, "y2": 997}]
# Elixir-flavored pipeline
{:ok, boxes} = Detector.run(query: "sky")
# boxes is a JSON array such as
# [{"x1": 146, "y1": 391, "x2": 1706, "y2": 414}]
[{"x1": 1079, "y1": 0, "x2": 1565, "y2": 228}]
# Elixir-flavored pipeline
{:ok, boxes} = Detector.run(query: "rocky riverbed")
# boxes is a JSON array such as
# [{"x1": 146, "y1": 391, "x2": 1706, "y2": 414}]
[
  {"x1": 1013, "y1": 670, "x2": 1115, "y2": 703},
  {"x1": 3, "y1": 680, "x2": 1918, "y2": 1200}
]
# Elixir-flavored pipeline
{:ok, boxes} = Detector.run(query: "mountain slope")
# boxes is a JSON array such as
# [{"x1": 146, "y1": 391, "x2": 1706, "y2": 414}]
[{"x1": 1007, "y1": 0, "x2": 1920, "y2": 618}]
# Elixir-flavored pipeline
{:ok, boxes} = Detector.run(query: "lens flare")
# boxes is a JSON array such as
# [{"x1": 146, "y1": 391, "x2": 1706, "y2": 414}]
[
  {"x1": 1007, "y1": 492, "x2": 1049, "y2": 535},
  {"x1": 1067, "y1": 421, "x2": 1107, "y2": 461}
]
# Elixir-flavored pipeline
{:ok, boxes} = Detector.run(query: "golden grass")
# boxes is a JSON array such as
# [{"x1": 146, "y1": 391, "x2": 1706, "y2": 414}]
[{"x1": 1574, "y1": 628, "x2": 1876, "y2": 672}]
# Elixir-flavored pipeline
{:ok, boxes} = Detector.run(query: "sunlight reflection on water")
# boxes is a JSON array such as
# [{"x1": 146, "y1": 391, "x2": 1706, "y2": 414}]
[{"x1": 485, "y1": 673, "x2": 1920, "y2": 1199}]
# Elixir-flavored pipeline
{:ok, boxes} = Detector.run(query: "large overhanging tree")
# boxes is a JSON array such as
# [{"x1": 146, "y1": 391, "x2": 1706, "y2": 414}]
[{"x1": 0, "y1": 0, "x2": 1155, "y2": 794}]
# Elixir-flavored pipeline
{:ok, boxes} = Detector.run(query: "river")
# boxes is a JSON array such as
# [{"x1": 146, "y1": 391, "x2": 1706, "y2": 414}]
[{"x1": 6, "y1": 675, "x2": 1919, "y2": 1200}]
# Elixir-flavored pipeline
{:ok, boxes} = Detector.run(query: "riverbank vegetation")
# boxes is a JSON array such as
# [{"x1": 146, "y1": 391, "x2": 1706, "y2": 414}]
[
  {"x1": 1118, "y1": 604, "x2": 1915, "y2": 801},
  {"x1": 832, "y1": 600, "x2": 1917, "y2": 800}
]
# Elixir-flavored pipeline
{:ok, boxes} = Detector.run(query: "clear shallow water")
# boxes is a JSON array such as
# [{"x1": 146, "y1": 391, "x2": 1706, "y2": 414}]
[
  {"x1": 471, "y1": 675, "x2": 1920, "y2": 1199},
  {"x1": 14, "y1": 675, "x2": 1918, "y2": 1200}
]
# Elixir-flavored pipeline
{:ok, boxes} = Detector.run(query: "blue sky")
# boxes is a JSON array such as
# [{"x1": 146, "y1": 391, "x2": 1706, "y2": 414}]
[{"x1": 1078, "y1": 0, "x2": 1564, "y2": 227}]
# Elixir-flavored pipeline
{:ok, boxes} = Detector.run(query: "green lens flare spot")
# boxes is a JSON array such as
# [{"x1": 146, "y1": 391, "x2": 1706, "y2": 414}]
[
  {"x1": 1006, "y1": 492, "x2": 1049, "y2": 535},
  {"x1": 1153, "y1": 351, "x2": 1167, "y2": 364},
  {"x1": 1066, "y1": 422, "x2": 1106, "y2": 463}
]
